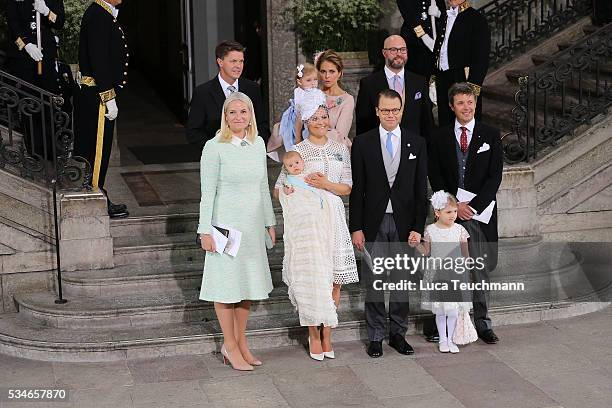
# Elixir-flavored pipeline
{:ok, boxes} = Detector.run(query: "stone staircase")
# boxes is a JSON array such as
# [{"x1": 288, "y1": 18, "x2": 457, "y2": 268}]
[
  {"x1": 0, "y1": 191, "x2": 609, "y2": 362},
  {"x1": 481, "y1": 18, "x2": 607, "y2": 133}
]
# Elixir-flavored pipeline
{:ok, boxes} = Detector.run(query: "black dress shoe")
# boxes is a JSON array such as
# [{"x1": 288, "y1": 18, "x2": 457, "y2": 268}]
[
  {"x1": 367, "y1": 341, "x2": 383, "y2": 358},
  {"x1": 108, "y1": 201, "x2": 127, "y2": 213},
  {"x1": 108, "y1": 203, "x2": 129, "y2": 219},
  {"x1": 426, "y1": 335, "x2": 440, "y2": 343},
  {"x1": 478, "y1": 329, "x2": 499, "y2": 344},
  {"x1": 388, "y1": 334, "x2": 415, "y2": 355}
]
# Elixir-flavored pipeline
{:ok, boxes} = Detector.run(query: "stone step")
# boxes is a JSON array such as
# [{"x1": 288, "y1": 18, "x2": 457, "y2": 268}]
[
  {"x1": 112, "y1": 232, "x2": 287, "y2": 266},
  {"x1": 14, "y1": 284, "x2": 364, "y2": 330},
  {"x1": 481, "y1": 98, "x2": 515, "y2": 132},
  {"x1": 32, "y1": 238, "x2": 596, "y2": 331},
  {"x1": 62, "y1": 261, "x2": 286, "y2": 297},
  {"x1": 1, "y1": 299, "x2": 608, "y2": 362},
  {"x1": 110, "y1": 207, "x2": 287, "y2": 238},
  {"x1": 530, "y1": 54, "x2": 612, "y2": 78},
  {"x1": 582, "y1": 24, "x2": 599, "y2": 36}
]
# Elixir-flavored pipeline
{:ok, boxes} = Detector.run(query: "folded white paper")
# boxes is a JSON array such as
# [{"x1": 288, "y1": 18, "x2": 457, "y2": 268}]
[
  {"x1": 472, "y1": 200, "x2": 495, "y2": 224},
  {"x1": 456, "y1": 188, "x2": 476, "y2": 203},
  {"x1": 456, "y1": 188, "x2": 495, "y2": 224},
  {"x1": 211, "y1": 222, "x2": 242, "y2": 257}
]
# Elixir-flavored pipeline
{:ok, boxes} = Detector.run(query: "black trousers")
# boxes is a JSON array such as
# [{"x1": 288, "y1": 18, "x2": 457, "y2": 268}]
[
  {"x1": 462, "y1": 220, "x2": 497, "y2": 334},
  {"x1": 435, "y1": 68, "x2": 483, "y2": 127},
  {"x1": 364, "y1": 214, "x2": 414, "y2": 342},
  {"x1": 74, "y1": 86, "x2": 115, "y2": 189}
]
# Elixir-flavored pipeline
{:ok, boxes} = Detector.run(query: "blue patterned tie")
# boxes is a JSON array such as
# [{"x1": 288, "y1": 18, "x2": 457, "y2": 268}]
[{"x1": 386, "y1": 132, "x2": 394, "y2": 157}]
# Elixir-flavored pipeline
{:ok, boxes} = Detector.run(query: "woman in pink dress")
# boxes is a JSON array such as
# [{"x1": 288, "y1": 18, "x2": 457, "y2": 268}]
[{"x1": 315, "y1": 50, "x2": 354, "y2": 149}]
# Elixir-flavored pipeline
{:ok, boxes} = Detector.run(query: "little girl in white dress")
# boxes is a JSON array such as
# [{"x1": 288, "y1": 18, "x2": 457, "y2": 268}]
[{"x1": 416, "y1": 191, "x2": 477, "y2": 353}]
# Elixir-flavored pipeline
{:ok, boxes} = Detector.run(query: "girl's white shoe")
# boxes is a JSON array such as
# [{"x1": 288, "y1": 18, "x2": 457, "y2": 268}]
[
  {"x1": 448, "y1": 342, "x2": 460, "y2": 354},
  {"x1": 439, "y1": 341, "x2": 450, "y2": 353}
]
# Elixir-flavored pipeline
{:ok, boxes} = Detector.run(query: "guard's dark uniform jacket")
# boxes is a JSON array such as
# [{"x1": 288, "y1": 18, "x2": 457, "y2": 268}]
[
  {"x1": 74, "y1": 0, "x2": 129, "y2": 190},
  {"x1": 5, "y1": 0, "x2": 65, "y2": 88},
  {"x1": 53, "y1": 60, "x2": 77, "y2": 116},
  {"x1": 398, "y1": 0, "x2": 446, "y2": 78},
  {"x1": 432, "y1": 1, "x2": 490, "y2": 125}
]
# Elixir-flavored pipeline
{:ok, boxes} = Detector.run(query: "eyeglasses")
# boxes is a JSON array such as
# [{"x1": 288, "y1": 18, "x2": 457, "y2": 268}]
[
  {"x1": 383, "y1": 47, "x2": 408, "y2": 54},
  {"x1": 378, "y1": 108, "x2": 401, "y2": 115}
]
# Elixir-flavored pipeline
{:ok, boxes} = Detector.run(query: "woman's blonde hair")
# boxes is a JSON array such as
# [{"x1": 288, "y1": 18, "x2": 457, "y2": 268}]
[{"x1": 216, "y1": 92, "x2": 258, "y2": 143}]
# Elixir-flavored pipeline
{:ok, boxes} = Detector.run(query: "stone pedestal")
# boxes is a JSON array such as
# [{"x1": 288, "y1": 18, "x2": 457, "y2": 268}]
[
  {"x1": 498, "y1": 166, "x2": 539, "y2": 238},
  {"x1": 59, "y1": 191, "x2": 114, "y2": 271}
]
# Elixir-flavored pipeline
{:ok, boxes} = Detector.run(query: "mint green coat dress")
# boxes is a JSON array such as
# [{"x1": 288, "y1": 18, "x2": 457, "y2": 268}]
[{"x1": 197, "y1": 135, "x2": 276, "y2": 303}]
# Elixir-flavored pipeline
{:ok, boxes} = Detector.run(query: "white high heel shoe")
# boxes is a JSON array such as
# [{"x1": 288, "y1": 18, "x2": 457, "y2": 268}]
[
  {"x1": 308, "y1": 338, "x2": 324, "y2": 361},
  {"x1": 323, "y1": 350, "x2": 335, "y2": 359}
]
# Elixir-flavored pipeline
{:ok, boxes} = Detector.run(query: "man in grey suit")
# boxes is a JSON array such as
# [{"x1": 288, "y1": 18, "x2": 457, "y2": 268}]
[{"x1": 350, "y1": 89, "x2": 429, "y2": 358}]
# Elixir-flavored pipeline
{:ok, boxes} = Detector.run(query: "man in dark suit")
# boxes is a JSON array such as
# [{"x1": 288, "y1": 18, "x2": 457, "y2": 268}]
[
  {"x1": 74, "y1": 0, "x2": 129, "y2": 218},
  {"x1": 397, "y1": 0, "x2": 446, "y2": 78},
  {"x1": 350, "y1": 89, "x2": 428, "y2": 358},
  {"x1": 432, "y1": 0, "x2": 490, "y2": 126},
  {"x1": 186, "y1": 40, "x2": 269, "y2": 147},
  {"x1": 428, "y1": 82, "x2": 503, "y2": 344},
  {"x1": 355, "y1": 35, "x2": 433, "y2": 140}
]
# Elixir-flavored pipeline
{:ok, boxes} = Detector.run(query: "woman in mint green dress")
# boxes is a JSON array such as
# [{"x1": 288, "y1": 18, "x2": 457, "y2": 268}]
[{"x1": 198, "y1": 92, "x2": 276, "y2": 371}]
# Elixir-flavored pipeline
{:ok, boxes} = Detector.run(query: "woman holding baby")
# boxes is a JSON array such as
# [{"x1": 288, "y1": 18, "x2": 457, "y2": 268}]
[{"x1": 275, "y1": 88, "x2": 358, "y2": 361}]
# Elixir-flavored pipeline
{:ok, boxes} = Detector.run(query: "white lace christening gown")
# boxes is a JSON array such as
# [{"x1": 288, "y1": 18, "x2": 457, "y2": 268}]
[{"x1": 276, "y1": 138, "x2": 359, "y2": 285}]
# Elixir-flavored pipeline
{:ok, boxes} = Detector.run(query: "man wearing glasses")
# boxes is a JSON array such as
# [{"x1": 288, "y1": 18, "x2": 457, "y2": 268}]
[
  {"x1": 350, "y1": 88, "x2": 428, "y2": 358},
  {"x1": 356, "y1": 35, "x2": 433, "y2": 141}
]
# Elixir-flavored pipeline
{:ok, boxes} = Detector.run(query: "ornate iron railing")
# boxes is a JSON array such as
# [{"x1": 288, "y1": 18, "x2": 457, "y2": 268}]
[
  {"x1": 482, "y1": 0, "x2": 593, "y2": 68},
  {"x1": 502, "y1": 23, "x2": 612, "y2": 164},
  {"x1": 0, "y1": 69, "x2": 92, "y2": 303},
  {"x1": 0, "y1": 70, "x2": 91, "y2": 188}
]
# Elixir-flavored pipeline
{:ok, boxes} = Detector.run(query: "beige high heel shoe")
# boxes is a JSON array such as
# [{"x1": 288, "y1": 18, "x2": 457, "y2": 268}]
[{"x1": 220, "y1": 345, "x2": 254, "y2": 371}]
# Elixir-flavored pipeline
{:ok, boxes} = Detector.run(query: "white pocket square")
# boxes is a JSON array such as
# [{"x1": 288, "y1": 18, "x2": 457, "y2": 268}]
[
  {"x1": 409, "y1": 153, "x2": 417, "y2": 160},
  {"x1": 477, "y1": 143, "x2": 490, "y2": 153},
  {"x1": 414, "y1": 92, "x2": 422, "y2": 100}
]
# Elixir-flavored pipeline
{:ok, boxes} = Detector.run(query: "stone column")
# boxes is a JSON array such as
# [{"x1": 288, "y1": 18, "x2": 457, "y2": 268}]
[
  {"x1": 498, "y1": 166, "x2": 539, "y2": 238},
  {"x1": 266, "y1": 0, "x2": 299, "y2": 123},
  {"x1": 59, "y1": 191, "x2": 114, "y2": 271}
]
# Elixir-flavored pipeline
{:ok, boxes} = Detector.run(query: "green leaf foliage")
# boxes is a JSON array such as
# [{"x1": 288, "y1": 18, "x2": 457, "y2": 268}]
[{"x1": 287, "y1": 0, "x2": 383, "y2": 57}]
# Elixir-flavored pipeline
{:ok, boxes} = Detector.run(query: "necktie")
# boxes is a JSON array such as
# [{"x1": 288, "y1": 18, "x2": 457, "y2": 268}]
[
  {"x1": 393, "y1": 75, "x2": 403, "y2": 95},
  {"x1": 227, "y1": 85, "x2": 237, "y2": 94},
  {"x1": 386, "y1": 132, "x2": 394, "y2": 157},
  {"x1": 460, "y1": 126, "x2": 468, "y2": 154}
]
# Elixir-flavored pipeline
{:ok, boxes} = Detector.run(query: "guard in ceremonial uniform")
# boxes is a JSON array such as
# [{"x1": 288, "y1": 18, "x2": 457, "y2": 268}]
[
  {"x1": 431, "y1": 0, "x2": 490, "y2": 126},
  {"x1": 6, "y1": 0, "x2": 65, "y2": 159},
  {"x1": 397, "y1": 0, "x2": 446, "y2": 78},
  {"x1": 74, "y1": 0, "x2": 129, "y2": 218},
  {"x1": 5, "y1": 0, "x2": 65, "y2": 89}
]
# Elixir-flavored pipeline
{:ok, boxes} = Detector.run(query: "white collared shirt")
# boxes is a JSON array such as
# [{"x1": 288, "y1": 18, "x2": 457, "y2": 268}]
[
  {"x1": 379, "y1": 124, "x2": 401, "y2": 159},
  {"x1": 384, "y1": 66, "x2": 404, "y2": 90},
  {"x1": 230, "y1": 136, "x2": 252, "y2": 147},
  {"x1": 454, "y1": 118, "x2": 475, "y2": 147},
  {"x1": 101, "y1": 0, "x2": 119, "y2": 18},
  {"x1": 218, "y1": 74, "x2": 239, "y2": 98},
  {"x1": 439, "y1": 7, "x2": 459, "y2": 71}
]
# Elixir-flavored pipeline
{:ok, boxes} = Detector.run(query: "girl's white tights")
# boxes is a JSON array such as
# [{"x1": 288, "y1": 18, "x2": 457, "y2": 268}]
[{"x1": 435, "y1": 311, "x2": 458, "y2": 344}]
